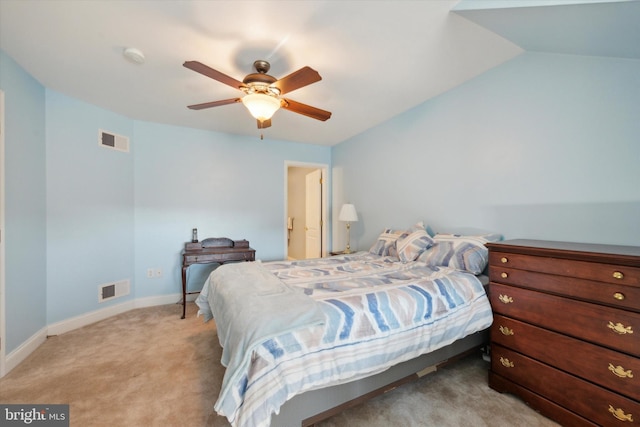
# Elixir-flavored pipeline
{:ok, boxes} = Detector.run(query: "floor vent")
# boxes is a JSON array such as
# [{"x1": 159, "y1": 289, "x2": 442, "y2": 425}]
[
  {"x1": 99, "y1": 129, "x2": 129, "y2": 152},
  {"x1": 99, "y1": 279, "x2": 130, "y2": 303}
]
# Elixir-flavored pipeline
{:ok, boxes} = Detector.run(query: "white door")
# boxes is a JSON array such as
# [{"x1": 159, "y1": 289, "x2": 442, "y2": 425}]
[{"x1": 305, "y1": 169, "x2": 322, "y2": 258}]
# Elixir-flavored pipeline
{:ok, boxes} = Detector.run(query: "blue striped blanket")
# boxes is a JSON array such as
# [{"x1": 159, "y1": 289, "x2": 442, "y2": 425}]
[{"x1": 196, "y1": 253, "x2": 493, "y2": 427}]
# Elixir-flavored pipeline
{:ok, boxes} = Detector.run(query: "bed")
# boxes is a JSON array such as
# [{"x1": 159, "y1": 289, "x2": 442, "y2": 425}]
[{"x1": 196, "y1": 226, "x2": 500, "y2": 427}]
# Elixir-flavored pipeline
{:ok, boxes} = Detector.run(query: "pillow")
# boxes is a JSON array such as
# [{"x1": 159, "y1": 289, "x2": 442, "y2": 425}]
[
  {"x1": 418, "y1": 233, "x2": 503, "y2": 274},
  {"x1": 369, "y1": 221, "x2": 430, "y2": 258},
  {"x1": 369, "y1": 228, "x2": 406, "y2": 257},
  {"x1": 396, "y1": 229, "x2": 435, "y2": 262}
]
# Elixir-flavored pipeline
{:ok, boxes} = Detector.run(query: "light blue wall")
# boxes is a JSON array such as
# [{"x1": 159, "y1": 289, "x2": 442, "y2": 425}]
[
  {"x1": 333, "y1": 52, "x2": 640, "y2": 248},
  {"x1": 133, "y1": 121, "x2": 331, "y2": 297},
  {"x1": 43, "y1": 88, "x2": 331, "y2": 321},
  {"x1": 0, "y1": 50, "x2": 47, "y2": 353},
  {"x1": 45, "y1": 91, "x2": 135, "y2": 324}
]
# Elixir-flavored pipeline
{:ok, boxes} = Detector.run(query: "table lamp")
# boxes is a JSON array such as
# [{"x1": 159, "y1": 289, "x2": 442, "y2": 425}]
[{"x1": 339, "y1": 204, "x2": 358, "y2": 253}]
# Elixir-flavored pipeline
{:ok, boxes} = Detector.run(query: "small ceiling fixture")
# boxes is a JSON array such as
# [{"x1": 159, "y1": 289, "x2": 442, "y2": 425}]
[
  {"x1": 183, "y1": 59, "x2": 331, "y2": 130},
  {"x1": 123, "y1": 47, "x2": 145, "y2": 64}
]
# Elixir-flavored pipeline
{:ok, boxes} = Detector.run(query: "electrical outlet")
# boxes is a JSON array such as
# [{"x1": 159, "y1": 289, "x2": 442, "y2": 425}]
[
  {"x1": 155, "y1": 269, "x2": 163, "y2": 278},
  {"x1": 146, "y1": 268, "x2": 154, "y2": 278}
]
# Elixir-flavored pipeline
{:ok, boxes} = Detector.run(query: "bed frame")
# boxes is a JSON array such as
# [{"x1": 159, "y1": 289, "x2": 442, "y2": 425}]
[{"x1": 270, "y1": 329, "x2": 488, "y2": 426}]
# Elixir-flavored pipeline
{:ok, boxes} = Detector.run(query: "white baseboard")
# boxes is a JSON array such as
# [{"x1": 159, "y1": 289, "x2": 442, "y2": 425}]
[
  {"x1": 47, "y1": 300, "x2": 136, "y2": 336},
  {"x1": 134, "y1": 293, "x2": 181, "y2": 309},
  {"x1": 2, "y1": 293, "x2": 199, "y2": 378},
  {"x1": 46, "y1": 293, "x2": 198, "y2": 336},
  {"x1": 4, "y1": 326, "x2": 47, "y2": 376},
  {"x1": 134, "y1": 292, "x2": 199, "y2": 307}
]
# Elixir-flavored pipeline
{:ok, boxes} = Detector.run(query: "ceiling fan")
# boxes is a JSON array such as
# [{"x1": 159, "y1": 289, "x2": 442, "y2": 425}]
[{"x1": 183, "y1": 59, "x2": 332, "y2": 130}]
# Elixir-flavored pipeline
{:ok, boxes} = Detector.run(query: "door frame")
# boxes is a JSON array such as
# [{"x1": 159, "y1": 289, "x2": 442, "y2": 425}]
[
  {"x1": 0, "y1": 90, "x2": 6, "y2": 377},
  {"x1": 284, "y1": 161, "x2": 329, "y2": 259}
]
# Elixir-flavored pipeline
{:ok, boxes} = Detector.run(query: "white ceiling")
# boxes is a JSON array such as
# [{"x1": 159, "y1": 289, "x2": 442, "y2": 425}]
[
  {"x1": 455, "y1": 0, "x2": 640, "y2": 59},
  {"x1": 0, "y1": 0, "x2": 638, "y2": 146}
]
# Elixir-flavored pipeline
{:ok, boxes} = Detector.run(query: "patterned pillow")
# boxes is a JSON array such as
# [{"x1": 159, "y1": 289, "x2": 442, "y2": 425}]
[
  {"x1": 419, "y1": 233, "x2": 503, "y2": 274},
  {"x1": 396, "y1": 229, "x2": 435, "y2": 262},
  {"x1": 369, "y1": 222, "x2": 430, "y2": 259},
  {"x1": 369, "y1": 229, "x2": 406, "y2": 257}
]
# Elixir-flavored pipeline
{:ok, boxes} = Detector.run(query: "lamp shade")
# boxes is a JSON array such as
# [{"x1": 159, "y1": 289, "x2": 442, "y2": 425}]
[
  {"x1": 241, "y1": 93, "x2": 280, "y2": 121},
  {"x1": 339, "y1": 204, "x2": 358, "y2": 222}
]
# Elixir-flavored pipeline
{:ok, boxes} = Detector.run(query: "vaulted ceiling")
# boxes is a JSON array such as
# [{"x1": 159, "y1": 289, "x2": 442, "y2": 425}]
[{"x1": 1, "y1": 0, "x2": 638, "y2": 146}]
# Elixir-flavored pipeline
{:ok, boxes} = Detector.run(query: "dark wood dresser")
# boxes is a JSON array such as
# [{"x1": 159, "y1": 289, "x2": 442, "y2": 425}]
[{"x1": 486, "y1": 239, "x2": 640, "y2": 426}]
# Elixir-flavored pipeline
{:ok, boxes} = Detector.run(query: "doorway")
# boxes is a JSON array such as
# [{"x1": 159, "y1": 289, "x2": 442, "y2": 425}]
[{"x1": 285, "y1": 162, "x2": 328, "y2": 260}]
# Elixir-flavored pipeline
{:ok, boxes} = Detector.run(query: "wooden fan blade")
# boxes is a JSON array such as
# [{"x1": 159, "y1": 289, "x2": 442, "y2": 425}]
[
  {"x1": 281, "y1": 99, "x2": 332, "y2": 121},
  {"x1": 183, "y1": 61, "x2": 244, "y2": 90},
  {"x1": 257, "y1": 119, "x2": 272, "y2": 129},
  {"x1": 273, "y1": 66, "x2": 321, "y2": 95},
  {"x1": 187, "y1": 98, "x2": 241, "y2": 110}
]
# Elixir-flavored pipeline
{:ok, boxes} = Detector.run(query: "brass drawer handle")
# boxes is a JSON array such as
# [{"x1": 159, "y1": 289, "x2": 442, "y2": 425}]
[
  {"x1": 499, "y1": 325, "x2": 514, "y2": 336},
  {"x1": 614, "y1": 292, "x2": 626, "y2": 301},
  {"x1": 608, "y1": 321, "x2": 634, "y2": 335},
  {"x1": 501, "y1": 257, "x2": 508, "y2": 263},
  {"x1": 613, "y1": 271, "x2": 624, "y2": 280},
  {"x1": 608, "y1": 363, "x2": 634, "y2": 379},
  {"x1": 498, "y1": 294, "x2": 513, "y2": 304},
  {"x1": 608, "y1": 405, "x2": 633, "y2": 422},
  {"x1": 500, "y1": 272, "x2": 508, "y2": 279},
  {"x1": 499, "y1": 357, "x2": 514, "y2": 368}
]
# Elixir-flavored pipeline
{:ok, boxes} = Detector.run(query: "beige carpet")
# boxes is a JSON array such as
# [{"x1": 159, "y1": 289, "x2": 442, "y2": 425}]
[{"x1": 0, "y1": 303, "x2": 559, "y2": 427}]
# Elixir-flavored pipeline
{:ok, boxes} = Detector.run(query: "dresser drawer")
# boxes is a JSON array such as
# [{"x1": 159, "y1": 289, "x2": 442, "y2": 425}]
[
  {"x1": 492, "y1": 314, "x2": 640, "y2": 401},
  {"x1": 490, "y1": 282, "x2": 640, "y2": 357},
  {"x1": 489, "y1": 252, "x2": 640, "y2": 287},
  {"x1": 215, "y1": 251, "x2": 255, "y2": 262},
  {"x1": 184, "y1": 254, "x2": 207, "y2": 264},
  {"x1": 489, "y1": 266, "x2": 640, "y2": 312},
  {"x1": 491, "y1": 344, "x2": 640, "y2": 426},
  {"x1": 184, "y1": 251, "x2": 254, "y2": 264}
]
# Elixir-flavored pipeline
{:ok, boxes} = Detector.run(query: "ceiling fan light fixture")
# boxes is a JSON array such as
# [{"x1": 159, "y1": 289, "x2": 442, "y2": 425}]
[
  {"x1": 183, "y1": 59, "x2": 331, "y2": 128},
  {"x1": 241, "y1": 93, "x2": 281, "y2": 121}
]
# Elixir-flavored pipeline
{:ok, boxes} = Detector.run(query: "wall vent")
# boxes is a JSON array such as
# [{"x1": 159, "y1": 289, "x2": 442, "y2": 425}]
[
  {"x1": 99, "y1": 279, "x2": 130, "y2": 303},
  {"x1": 99, "y1": 129, "x2": 129, "y2": 152}
]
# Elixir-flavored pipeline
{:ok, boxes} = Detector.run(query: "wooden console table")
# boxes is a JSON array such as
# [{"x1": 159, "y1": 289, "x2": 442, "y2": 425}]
[{"x1": 181, "y1": 237, "x2": 255, "y2": 318}]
